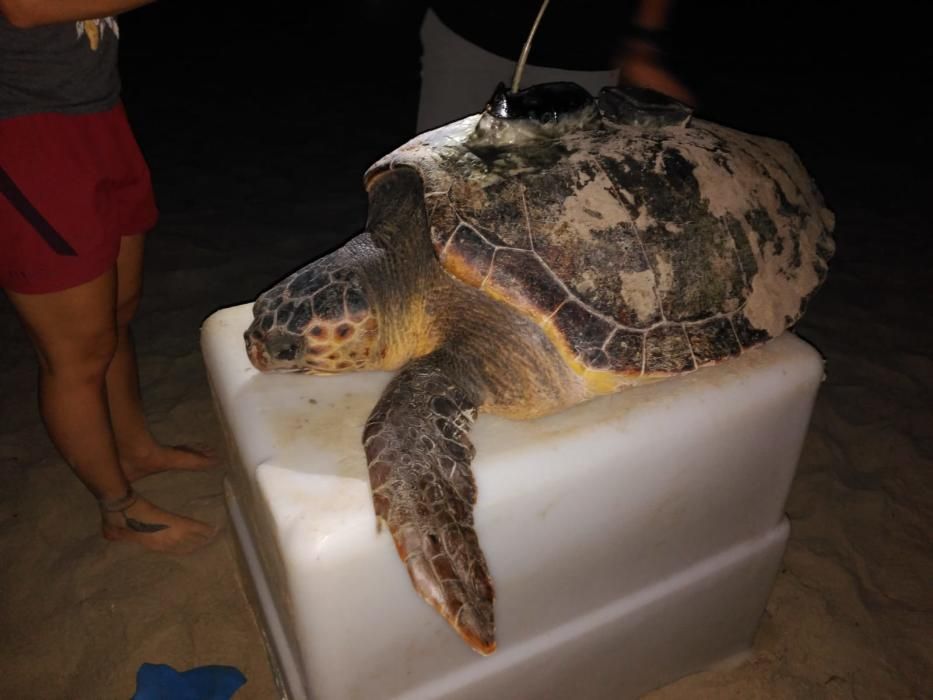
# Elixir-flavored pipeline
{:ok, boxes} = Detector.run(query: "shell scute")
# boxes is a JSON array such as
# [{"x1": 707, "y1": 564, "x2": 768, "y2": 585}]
[
  {"x1": 606, "y1": 329, "x2": 645, "y2": 375},
  {"x1": 447, "y1": 178, "x2": 530, "y2": 250},
  {"x1": 483, "y1": 248, "x2": 566, "y2": 318},
  {"x1": 685, "y1": 317, "x2": 742, "y2": 366},
  {"x1": 522, "y1": 159, "x2": 664, "y2": 327},
  {"x1": 597, "y1": 148, "x2": 748, "y2": 324},
  {"x1": 645, "y1": 325, "x2": 695, "y2": 374},
  {"x1": 549, "y1": 301, "x2": 614, "y2": 366},
  {"x1": 440, "y1": 224, "x2": 495, "y2": 289},
  {"x1": 732, "y1": 313, "x2": 772, "y2": 349}
]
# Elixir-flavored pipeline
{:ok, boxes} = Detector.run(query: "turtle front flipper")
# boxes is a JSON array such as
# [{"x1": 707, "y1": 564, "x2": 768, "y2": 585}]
[{"x1": 363, "y1": 354, "x2": 496, "y2": 655}]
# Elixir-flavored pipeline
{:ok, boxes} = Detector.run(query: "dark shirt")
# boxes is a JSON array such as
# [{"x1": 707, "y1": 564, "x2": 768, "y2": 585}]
[{"x1": 0, "y1": 16, "x2": 121, "y2": 119}]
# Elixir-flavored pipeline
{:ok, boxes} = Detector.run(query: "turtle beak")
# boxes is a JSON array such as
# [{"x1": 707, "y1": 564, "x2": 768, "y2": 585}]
[
  {"x1": 244, "y1": 314, "x2": 269, "y2": 369},
  {"x1": 246, "y1": 337, "x2": 268, "y2": 370}
]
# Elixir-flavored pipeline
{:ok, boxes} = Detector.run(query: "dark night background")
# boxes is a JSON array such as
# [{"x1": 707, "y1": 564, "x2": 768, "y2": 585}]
[
  {"x1": 114, "y1": 0, "x2": 932, "y2": 296},
  {"x1": 2, "y1": 1, "x2": 932, "y2": 697}
]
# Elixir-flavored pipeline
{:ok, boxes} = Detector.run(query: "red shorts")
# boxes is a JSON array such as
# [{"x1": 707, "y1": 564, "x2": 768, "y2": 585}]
[{"x1": 0, "y1": 102, "x2": 159, "y2": 294}]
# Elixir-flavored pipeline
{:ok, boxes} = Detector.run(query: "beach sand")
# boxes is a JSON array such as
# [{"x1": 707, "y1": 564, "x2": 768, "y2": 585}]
[{"x1": 1, "y1": 6, "x2": 930, "y2": 699}]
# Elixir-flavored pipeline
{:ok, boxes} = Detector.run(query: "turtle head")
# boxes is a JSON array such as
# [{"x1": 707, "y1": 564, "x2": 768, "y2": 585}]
[{"x1": 244, "y1": 240, "x2": 382, "y2": 375}]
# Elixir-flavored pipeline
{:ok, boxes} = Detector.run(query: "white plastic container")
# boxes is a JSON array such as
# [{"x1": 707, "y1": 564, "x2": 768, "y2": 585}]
[{"x1": 201, "y1": 303, "x2": 824, "y2": 700}]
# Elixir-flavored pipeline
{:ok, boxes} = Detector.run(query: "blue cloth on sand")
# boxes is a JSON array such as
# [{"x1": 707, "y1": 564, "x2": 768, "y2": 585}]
[{"x1": 131, "y1": 663, "x2": 246, "y2": 700}]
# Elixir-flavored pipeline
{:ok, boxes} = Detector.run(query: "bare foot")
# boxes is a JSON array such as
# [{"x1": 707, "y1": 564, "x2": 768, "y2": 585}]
[
  {"x1": 121, "y1": 443, "x2": 220, "y2": 482},
  {"x1": 102, "y1": 494, "x2": 218, "y2": 554}
]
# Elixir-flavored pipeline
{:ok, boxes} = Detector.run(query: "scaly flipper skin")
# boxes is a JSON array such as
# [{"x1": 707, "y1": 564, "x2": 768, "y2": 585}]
[{"x1": 363, "y1": 354, "x2": 496, "y2": 655}]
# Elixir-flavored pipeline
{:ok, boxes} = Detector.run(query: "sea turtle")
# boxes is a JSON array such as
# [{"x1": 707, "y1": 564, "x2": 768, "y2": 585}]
[{"x1": 243, "y1": 81, "x2": 835, "y2": 655}]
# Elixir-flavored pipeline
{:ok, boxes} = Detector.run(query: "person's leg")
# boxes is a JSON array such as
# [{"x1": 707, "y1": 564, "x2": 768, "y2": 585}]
[
  {"x1": 6, "y1": 272, "x2": 216, "y2": 553},
  {"x1": 104, "y1": 232, "x2": 217, "y2": 481},
  {"x1": 11, "y1": 269, "x2": 125, "y2": 499}
]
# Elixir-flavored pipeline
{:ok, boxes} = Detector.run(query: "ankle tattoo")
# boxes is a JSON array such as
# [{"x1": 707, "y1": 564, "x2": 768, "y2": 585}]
[{"x1": 99, "y1": 488, "x2": 169, "y2": 533}]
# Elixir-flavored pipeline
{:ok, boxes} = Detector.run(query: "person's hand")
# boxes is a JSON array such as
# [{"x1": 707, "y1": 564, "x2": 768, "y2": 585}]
[{"x1": 615, "y1": 39, "x2": 696, "y2": 107}]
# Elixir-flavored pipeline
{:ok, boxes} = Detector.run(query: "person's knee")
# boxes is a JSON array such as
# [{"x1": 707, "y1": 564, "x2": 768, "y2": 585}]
[{"x1": 38, "y1": 324, "x2": 119, "y2": 384}]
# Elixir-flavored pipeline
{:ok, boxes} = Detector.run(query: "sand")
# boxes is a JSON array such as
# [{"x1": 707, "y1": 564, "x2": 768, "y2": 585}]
[{"x1": 1, "y1": 6, "x2": 931, "y2": 699}]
